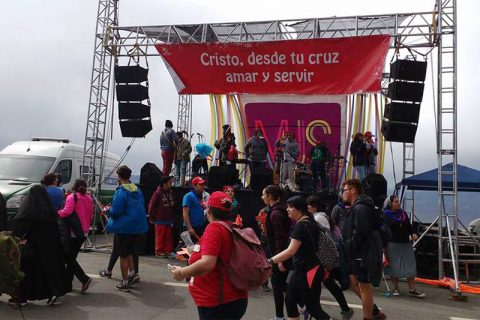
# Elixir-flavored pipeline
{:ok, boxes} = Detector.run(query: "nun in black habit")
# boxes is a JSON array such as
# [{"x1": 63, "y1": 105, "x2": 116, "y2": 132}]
[{"x1": 12, "y1": 184, "x2": 71, "y2": 303}]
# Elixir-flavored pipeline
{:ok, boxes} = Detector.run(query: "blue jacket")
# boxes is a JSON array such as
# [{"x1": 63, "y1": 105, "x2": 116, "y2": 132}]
[{"x1": 106, "y1": 183, "x2": 148, "y2": 235}]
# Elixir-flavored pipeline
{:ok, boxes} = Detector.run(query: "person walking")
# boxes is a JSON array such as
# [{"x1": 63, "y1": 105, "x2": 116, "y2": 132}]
[
  {"x1": 42, "y1": 173, "x2": 65, "y2": 210},
  {"x1": 57, "y1": 179, "x2": 93, "y2": 294},
  {"x1": 170, "y1": 192, "x2": 248, "y2": 320},
  {"x1": 11, "y1": 185, "x2": 70, "y2": 305},
  {"x1": 307, "y1": 195, "x2": 353, "y2": 320},
  {"x1": 341, "y1": 179, "x2": 385, "y2": 320},
  {"x1": 382, "y1": 195, "x2": 425, "y2": 298},
  {"x1": 175, "y1": 131, "x2": 193, "y2": 186},
  {"x1": 261, "y1": 185, "x2": 292, "y2": 320},
  {"x1": 269, "y1": 196, "x2": 331, "y2": 320},
  {"x1": 160, "y1": 119, "x2": 178, "y2": 175},
  {"x1": 245, "y1": 129, "x2": 268, "y2": 168},
  {"x1": 148, "y1": 176, "x2": 175, "y2": 258},
  {"x1": 105, "y1": 165, "x2": 148, "y2": 292}
]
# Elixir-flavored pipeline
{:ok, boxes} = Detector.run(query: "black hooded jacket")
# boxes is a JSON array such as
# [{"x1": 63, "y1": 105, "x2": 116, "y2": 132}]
[
  {"x1": 341, "y1": 194, "x2": 375, "y2": 259},
  {"x1": 342, "y1": 194, "x2": 383, "y2": 286}
]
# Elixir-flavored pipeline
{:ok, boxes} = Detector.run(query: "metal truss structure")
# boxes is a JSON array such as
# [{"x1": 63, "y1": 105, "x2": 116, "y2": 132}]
[
  {"x1": 82, "y1": 0, "x2": 118, "y2": 190},
  {"x1": 84, "y1": 0, "x2": 466, "y2": 294}
]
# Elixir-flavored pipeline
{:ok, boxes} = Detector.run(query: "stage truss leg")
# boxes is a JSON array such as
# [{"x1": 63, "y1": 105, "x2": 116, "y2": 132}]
[
  {"x1": 402, "y1": 142, "x2": 415, "y2": 222},
  {"x1": 436, "y1": 0, "x2": 461, "y2": 296},
  {"x1": 82, "y1": 0, "x2": 118, "y2": 251}
]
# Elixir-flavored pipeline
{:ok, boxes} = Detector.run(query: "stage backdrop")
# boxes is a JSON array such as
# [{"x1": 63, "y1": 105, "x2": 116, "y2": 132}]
[
  {"x1": 240, "y1": 94, "x2": 346, "y2": 167},
  {"x1": 155, "y1": 35, "x2": 389, "y2": 95}
]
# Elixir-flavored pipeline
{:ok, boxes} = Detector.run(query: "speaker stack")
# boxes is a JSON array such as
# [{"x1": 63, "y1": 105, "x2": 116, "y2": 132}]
[
  {"x1": 382, "y1": 59, "x2": 427, "y2": 143},
  {"x1": 115, "y1": 65, "x2": 153, "y2": 137}
]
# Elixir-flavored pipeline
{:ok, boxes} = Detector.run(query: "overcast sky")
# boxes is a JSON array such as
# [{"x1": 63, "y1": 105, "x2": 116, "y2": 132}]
[{"x1": 0, "y1": 0, "x2": 478, "y2": 189}]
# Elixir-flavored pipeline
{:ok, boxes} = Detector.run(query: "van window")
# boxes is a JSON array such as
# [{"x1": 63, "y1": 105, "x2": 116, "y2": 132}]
[
  {"x1": 54, "y1": 160, "x2": 72, "y2": 184},
  {"x1": 0, "y1": 155, "x2": 55, "y2": 182}
]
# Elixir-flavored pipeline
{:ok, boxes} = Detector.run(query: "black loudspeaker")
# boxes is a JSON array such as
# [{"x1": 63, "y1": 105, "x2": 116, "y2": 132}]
[
  {"x1": 387, "y1": 81, "x2": 425, "y2": 103},
  {"x1": 390, "y1": 60, "x2": 427, "y2": 82},
  {"x1": 207, "y1": 166, "x2": 239, "y2": 189},
  {"x1": 384, "y1": 102, "x2": 420, "y2": 123},
  {"x1": 119, "y1": 119, "x2": 153, "y2": 137},
  {"x1": 362, "y1": 173, "x2": 387, "y2": 208},
  {"x1": 118, "y1": 103, "x2": 151, "y2": 120},
  {"x1": 250, "y1": 168, "x2": 273, "y2": 193},
  {"x1": 381, "y1": 120, "x2": 417, "y2": 143},
  {"x1": 140, "y1": 162, "x2": 163, "y2": 187},
  {"x1": 115, "y1": 65, "x2": 149, "y2": 83},
  {"x1": 297, "y1": 173, "x2": 315, "y2": 194},
  {"x1": 116, "y1": 84, "x2": 149, "y2": 102}
]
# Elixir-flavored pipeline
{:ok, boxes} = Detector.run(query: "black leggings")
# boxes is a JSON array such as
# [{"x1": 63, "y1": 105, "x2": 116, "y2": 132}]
[
  {"x1": 271, "y1": 264, "x2": 289, "y2": 318},
  {"x1": 107, "y1": 234, "x2": 139, "y2": 273},
  {"x1": 285, "y1": 268, "x2": 330, "y2": 320},
  {"x1": 323, "y1": 273, "x2": 349, "y2": 312},
  {"x1": 197, "y1": 298, "x2": 248, "y2": 320},
  {"x1": 67, "y1": 237, "x2": 90, "y2": 284}
]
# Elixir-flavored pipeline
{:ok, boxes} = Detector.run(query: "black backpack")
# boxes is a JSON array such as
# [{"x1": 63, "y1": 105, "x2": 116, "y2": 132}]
[{"x1": 302, "y1": 220, "x2": 339, "y2": 271}]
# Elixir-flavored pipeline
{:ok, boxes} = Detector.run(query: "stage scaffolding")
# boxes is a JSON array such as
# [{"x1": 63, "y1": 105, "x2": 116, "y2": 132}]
[{"x1": 83, "y1": 0, "x2": 466, "y2": 295}]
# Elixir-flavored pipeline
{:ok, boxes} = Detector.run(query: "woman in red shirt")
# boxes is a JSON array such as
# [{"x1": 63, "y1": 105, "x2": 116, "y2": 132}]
[{"x1": 170, "y1": 191, "x2": 248, "y2": 320}]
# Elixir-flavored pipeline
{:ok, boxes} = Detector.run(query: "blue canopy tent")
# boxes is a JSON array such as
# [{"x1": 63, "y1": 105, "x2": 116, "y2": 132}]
[{"x1": 398, "y1": 163, "x2": 480, "y2": 192}]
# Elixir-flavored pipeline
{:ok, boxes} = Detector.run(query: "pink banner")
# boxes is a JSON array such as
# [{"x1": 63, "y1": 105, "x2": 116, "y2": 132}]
[{"x1": 244, "y1": 100, "x2": 344, "y2": 164}]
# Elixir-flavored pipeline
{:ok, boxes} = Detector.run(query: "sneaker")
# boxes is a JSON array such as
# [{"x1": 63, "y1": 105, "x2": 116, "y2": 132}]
[
  {"x1": 341, "y1": 308, "x2": 354, "y2": 320},
  {"x1": 115, "y1": 281, "x2": 131, "y2": 292},
  {"x1": 167, "y1": 252, "x2": 177, "y2": 259},
  {"x1": 156, "y1": 253, "x2": 167, "y2": 258},
  {"x1": 392, "y1": 289, "x2": 400, "y2": 296},
  {"x1": 261, "y1": 283, "x2": 271, "y2": 292},
  {"x1": 46, "y1": 296, "x2": 58, "y2": 306},
  {"x1": 409, "y1": 289, "x2": 426, "y2": 298},
  {"x1": 373, "y1": 310, "x2": 386, "y2": 320},
  {"x1": 128, "y1": 274, "x2": 140, "y2": 285},
  {"x1": 8, "y1": 298, "x2": 27, "y2": 307},
  {"x1": 99, "y1": 269, "x2": 112, "y2": 278},
  {"x1": 81, "y1": 277, "x2": 92, "y2": 294}
]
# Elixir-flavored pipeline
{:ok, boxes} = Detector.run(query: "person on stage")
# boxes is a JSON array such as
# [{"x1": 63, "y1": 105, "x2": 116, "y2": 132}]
[
  {"x1": 310, "y1": 138, "x2": 330, "y2": 190},
  {"x1": 174, "y1": 131, "x2": 192, "y2": 186},
  {"x1": 349, "y1": 132, "x2": 368, "y2": 181},
  {"x1": 364, "y1": 131, "x2": 378, "y2": 176},
  {"x1": 276, "y1": 132, "x2": 299, "y2": 190},
  {"x1": 160, "y1": 120, "x2": 178, "y2": 175},
  {"x1": 245, "y1": 129, "x2": 268, "y2": 168},
  {"x1": 214, "y1": 124, "x2": 236, "y2": 167}
]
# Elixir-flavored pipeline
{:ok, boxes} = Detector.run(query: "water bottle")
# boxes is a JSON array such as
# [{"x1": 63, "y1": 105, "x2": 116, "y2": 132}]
[{"x1": 180, "y1": 231, "x2": 195, "y2": 254}]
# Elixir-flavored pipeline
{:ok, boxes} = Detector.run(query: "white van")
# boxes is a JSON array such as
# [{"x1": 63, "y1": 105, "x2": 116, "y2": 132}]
[{"x1": 0, "y1": 138, "x2": 121, "y2": 224}]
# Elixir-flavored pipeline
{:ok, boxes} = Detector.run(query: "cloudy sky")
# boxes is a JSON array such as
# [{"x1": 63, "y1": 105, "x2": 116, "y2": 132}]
[{"x1": 0, "y1": 0, "x2": 478, "y2": 189}]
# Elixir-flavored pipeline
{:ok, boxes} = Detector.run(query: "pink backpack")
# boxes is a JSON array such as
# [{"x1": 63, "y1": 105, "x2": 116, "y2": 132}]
[{"x1": 213, "y1": 221, "x2": 272, "y2": 292}]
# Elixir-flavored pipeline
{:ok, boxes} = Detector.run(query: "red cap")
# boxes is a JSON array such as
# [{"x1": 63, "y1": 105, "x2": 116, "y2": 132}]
[
  {"x1": 364, "y1": 131, "x2": 374, "y2": 138},
  {"x1": 191, "y1": 176, "x2": 206, "y2": 185},
  {"x1": 207, "y1": 191, "x2": 232, "y2": 212}
]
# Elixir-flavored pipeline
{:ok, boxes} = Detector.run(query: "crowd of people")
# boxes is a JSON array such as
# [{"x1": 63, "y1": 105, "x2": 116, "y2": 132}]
[{"x1": 1, "y1": 122, "x2": 425, "y2": 320}]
